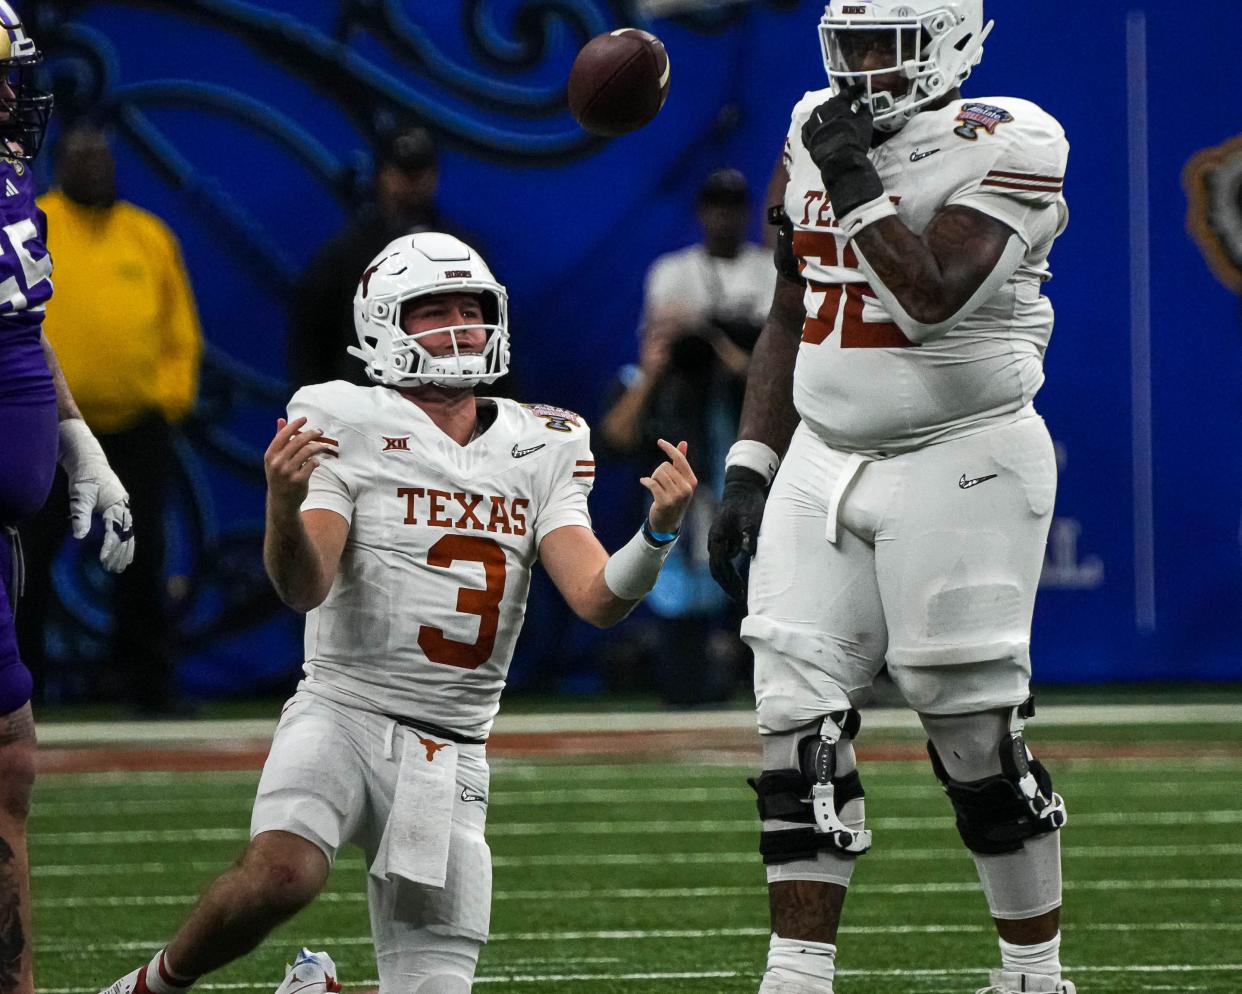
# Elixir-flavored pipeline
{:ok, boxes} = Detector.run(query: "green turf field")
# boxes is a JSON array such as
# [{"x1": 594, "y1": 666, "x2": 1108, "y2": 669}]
[{"x1": 30, "y1": 721, "x2": 1242, "y2": 994}]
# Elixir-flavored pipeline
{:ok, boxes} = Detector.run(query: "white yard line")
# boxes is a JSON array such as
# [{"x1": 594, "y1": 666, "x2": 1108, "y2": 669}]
[
  {"x1": 32, "y1": 878, "x2": 1242, "y2": 908},
  {"x1": 28, "y1": 809, "x2": 1242, "y2": 845},
  {"x1": 34, "y1": 962, "x2": 1242, "y2": 993},
  {"x1": 30, "y1": 842, "x2": 1242, "y2": 878},
  {"x1": 35, "y1": 754, "x2": 1242, "y2": 789},
  {"x1": 36, "y1": 920, "x2": 1242, "y2": 956},
  {"x1": 29, "y1": 778, "x2": 1242, "y2": 816},
  {"x1": 34, "y1": 702, "x2": 1242, "y2": 747}
]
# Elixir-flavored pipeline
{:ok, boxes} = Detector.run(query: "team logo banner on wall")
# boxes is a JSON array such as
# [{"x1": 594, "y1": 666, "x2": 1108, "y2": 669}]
[{"x1": 1185, "y1": 135, "x2": 1242, "y2": 294}]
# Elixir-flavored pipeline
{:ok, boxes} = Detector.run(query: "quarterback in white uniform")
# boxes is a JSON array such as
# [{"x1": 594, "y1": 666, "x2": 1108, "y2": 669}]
[
  {"x1": 97, "y1": 233, "x2": 697, "y2": 994},
  {"x1": 708, "y1": 4, "x2": 1074, "y2": 994}
]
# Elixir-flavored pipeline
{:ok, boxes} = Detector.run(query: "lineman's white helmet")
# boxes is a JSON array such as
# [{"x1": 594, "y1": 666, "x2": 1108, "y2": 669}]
[
  {"x1": 349, "y1": 232, "x2": 509, "y2": 389},
  {"x1": 819, "y1": 1, "x2": 993, "y2": 133}
]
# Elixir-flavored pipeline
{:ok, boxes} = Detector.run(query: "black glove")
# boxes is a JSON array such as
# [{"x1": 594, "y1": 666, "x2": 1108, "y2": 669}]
[
  {"x1": 708, "y1": 466, "x2": 769, "y2": 606},
  {"x1": 801, "y1": 87, "x2": 883, "y2": 220}
]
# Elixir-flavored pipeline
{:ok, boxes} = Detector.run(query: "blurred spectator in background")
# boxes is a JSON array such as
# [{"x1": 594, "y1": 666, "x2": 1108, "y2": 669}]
[
  {"x1": 600, "y1": 168, "x2": 774, "y2": 705},
  {"x1": 288, "y1": 126, "x2": 483, "y2": 388},
  {"x1": 18, "y1": 122, "x2": 202, "y2": 714}
]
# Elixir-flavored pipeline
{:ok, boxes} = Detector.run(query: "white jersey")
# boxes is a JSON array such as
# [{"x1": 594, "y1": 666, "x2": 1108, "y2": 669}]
[
  {"x1": 644, "y1": 242, "x2": 775, "y2": 329},
  {"x1": 784, "y1": 92, "x2": 1070, "y2": 453},
  {"x1": 288, "y1": 381, "x2": 595, "y2": 739}
]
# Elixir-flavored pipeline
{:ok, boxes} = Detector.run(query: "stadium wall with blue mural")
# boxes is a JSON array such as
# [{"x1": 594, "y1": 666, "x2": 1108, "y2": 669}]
[{"x1": 28, "y1": 0, "x2": 1242, "y2": 698}]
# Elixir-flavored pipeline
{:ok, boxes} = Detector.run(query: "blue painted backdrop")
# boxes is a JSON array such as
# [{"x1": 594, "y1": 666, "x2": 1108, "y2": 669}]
[{"x1": 28, "y1": 0, "x2": 1242, "y2": 697}]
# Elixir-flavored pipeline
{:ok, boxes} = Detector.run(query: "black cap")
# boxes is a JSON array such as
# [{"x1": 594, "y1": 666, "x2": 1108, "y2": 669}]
[
  {"x1": 698, "y1": 168, "x2": 749, "y2": 207},
  {"x1": 378, "y1": 126, "x2": 437, "y2": 173}
]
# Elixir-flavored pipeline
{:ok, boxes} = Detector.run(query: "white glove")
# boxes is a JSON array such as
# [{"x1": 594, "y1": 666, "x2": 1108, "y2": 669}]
[{"x1": 57, "y1": 419, "x2": 135, "y2": 573}]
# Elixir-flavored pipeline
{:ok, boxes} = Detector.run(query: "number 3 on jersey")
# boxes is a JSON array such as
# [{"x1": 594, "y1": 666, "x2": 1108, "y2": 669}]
[
  {"x1": 418, "y1": 535, "x2": 506, "y2": 670},
  {"x1": 793, "y1": 230, "x2": 916, "y2": 349}
]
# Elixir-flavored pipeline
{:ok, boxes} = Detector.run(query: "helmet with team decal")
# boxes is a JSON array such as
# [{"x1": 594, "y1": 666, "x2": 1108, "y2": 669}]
[
  {"x1": 819, "y1": 1, "x2": 992, "y2": 134},
  {"x1": 349, "y1": 232, "x2": 510, "y2": 389},
  {"x1": 0, "y1": 0, "x2": 53, "y2": 161}
]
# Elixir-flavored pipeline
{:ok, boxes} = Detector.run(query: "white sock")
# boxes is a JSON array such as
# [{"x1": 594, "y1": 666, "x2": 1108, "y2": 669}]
[
  {"x1": 758, "y1": 933, "x2": 836, "y2": 993},
  {"x1": 999, "y1": 932, "x2": 1062, "y2": 980},
  {"x1": 144, "y1": 950, "x2": 195, "y2": 994}
]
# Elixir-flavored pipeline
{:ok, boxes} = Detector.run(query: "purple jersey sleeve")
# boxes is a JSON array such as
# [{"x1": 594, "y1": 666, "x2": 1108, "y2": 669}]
[{"x1": 0, "y1": 156, "x2": 54, "y2": 404}]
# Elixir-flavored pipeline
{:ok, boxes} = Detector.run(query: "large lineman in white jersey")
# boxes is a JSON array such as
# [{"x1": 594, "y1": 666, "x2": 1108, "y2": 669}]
[
  {"x1": 748, "y1": 91, "x2": 1070, "y2": 725},
  {"x1": 710, "y1": 3, "x2": 1077, "y2": 993},
  {"x1": 288, "y1": 381, "x2": 594, "y2": 739},
  {"x1": 785, "y1": 91, "x2": 1068, "y2": 452}
]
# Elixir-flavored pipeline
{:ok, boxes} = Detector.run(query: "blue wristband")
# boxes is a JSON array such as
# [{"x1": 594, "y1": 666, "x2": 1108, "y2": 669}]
[{"x1": 642, "y1": 520, "x2": 680, "y2": 545}]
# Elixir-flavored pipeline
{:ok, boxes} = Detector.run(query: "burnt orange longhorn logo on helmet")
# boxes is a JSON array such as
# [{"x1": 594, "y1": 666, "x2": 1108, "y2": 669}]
[
  {"x1": 415, "y1": 733, "x2": 450, "y2": 762},
  {"x1": 360, "y1": 262, "x2": 383, "y2": 298}
]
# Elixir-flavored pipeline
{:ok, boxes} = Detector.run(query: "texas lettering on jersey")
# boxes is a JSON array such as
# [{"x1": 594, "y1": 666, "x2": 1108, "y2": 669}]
[
  {"x1": 286, "y1": 380, "x2": 595, "y2": 740},
  {"x1": 395, "y1": 487, "x2": 530, "y2": 535},
  {"x1": 783, "y1": 92, "x2": 1069, "y2": 455}
]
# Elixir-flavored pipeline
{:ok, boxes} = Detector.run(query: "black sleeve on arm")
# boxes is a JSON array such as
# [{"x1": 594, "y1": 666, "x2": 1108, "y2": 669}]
[{"x1": 769, "y1": 206, "x2": 805, "y2": 285}]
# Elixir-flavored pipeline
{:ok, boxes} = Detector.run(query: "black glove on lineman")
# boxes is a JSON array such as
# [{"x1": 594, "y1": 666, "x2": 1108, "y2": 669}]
[
  {"x1": 708, "y1": 466, "x2": 769, "y2": 606},
  {"x1": 801, "y1": 86, "x2": 884, "y2": 220}
]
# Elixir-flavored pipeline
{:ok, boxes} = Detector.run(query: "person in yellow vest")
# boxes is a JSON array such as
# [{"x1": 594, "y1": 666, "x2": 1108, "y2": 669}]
[{"x1": 18, "y1": 122, "x2": 202, "y2": 713}]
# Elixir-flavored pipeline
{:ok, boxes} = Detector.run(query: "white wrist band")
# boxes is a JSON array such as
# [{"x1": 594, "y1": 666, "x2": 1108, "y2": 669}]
[
  {"x1": 604, "y1": 527, "x2": 676, "y2": 601},
  {"x1": 58, "y1": 418, "x2": 107, "y2": 474},
  {"x1": 837, "y1": 194, "x2": 898, "y2": 239},
  {"x1": 725, "y1": 440, "x2": 781, "y2": 486}
]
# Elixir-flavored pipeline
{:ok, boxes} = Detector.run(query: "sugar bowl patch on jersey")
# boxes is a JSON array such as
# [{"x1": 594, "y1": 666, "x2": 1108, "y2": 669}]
[
  {"x1": 286, "y1": 381, "x2": 596, "y2": 739},
  {"x1": 953, "y1": 101, "x2": 1015, "y2": 141}
]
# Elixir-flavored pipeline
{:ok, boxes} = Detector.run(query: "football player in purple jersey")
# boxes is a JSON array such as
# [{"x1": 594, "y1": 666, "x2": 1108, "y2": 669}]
[{"x1": 0, "y1": 4, "x2": 134, "y2": 990}]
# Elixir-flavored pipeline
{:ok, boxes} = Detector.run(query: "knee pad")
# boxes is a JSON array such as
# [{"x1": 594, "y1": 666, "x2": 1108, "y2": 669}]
[
  {"x1": 749, "y1": 710, "x2": 871, "y2": 863},
  {"x1": 379, "y1": 929, "x2": 478, "y2": 994},
  {"x1": 928, "y1": 698, "x2": 1067, "y2": 855}
]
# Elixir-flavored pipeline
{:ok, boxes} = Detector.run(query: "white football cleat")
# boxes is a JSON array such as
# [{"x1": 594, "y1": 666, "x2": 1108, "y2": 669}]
[
  {"x1": 273, "y1": 949, "x2": 341, "y2": 994},
  {"x1": 97, "y1": 966, "x2": 151, "y2": 994},
  {"x1": 975, "y1": 969, "x2": 1076, "y2": 994}
]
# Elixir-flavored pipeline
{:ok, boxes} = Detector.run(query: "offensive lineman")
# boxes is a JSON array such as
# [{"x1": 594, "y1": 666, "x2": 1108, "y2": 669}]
[
  {"x1": 97, "y1": 231, "x2": 697, "y2": 994},
  {"x1": 708, "y1": 4, "x2": 1073, "y2": 993},
  {"x1": 1, "y1": 6, "x2": 135, "y2": 992}
]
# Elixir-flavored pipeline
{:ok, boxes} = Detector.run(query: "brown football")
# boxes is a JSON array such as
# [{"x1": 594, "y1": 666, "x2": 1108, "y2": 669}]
[{"x1": 568, "y1": 28, "x2": 670, "y2": 137}]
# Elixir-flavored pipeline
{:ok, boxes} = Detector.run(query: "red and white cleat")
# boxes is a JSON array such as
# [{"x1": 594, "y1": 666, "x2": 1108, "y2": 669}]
[
  {"x1": 273, "y1": 949, "x2": 341, "y2": 994},
  {"x1": 98, "y1": 966, "x2": 154, "y2": 994}
]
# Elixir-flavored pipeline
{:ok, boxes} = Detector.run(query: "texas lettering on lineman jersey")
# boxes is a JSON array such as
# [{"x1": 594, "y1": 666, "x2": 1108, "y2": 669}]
[
  {"x1": 783, "y1": 93, "x2": 1070, "y2": 454},
  {"x1": 289, "y1": 381, "x2": 595, "y2": 739}
]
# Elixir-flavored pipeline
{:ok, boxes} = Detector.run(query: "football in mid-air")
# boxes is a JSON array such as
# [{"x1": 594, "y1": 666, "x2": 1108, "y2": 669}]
[{"x1": 568, "y1": 28, "x2": 670, "y2": 137}]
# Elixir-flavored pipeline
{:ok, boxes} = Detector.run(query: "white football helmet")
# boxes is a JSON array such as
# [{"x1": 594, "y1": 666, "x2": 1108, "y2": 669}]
[
  {"x1": 818, "y1": 1, "x2": 993, "y2": 133},
  {"x1": 349, "y1": 232, "x2": 509, "y2": 389}
]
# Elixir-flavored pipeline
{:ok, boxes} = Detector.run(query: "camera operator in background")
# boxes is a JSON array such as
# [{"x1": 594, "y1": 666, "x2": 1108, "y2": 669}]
[{"x1": 600, "y1": 168, "x2": 774, "y2": 705}]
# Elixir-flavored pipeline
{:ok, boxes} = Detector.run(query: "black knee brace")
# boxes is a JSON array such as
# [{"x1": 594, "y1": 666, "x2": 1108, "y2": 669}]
[
  {"x1": 928, "y1": 701, "x2": 1067, "y2": 856},
  {"x1": 749, "y1": 710, "x2": 870, "y2": 864}
]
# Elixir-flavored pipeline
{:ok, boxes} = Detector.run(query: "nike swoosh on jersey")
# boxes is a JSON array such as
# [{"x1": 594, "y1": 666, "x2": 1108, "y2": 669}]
[
  {"x1": 910, "y1": 148, "x2": 941, "y2": 162},
  {"x1": 959, "y1": 473, "x2": 998, "y2": 489},
  {"x1": 511, "y1": 443, "x2": 546, "y2": 459},
  {"x1": 461, "y1": 787, "x2": 486, "y2": 803}
]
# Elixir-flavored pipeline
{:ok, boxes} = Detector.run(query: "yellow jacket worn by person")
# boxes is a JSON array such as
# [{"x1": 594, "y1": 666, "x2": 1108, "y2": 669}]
[{"x1": 38, "y1": 190, "x2": 203, "y2": 433}]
